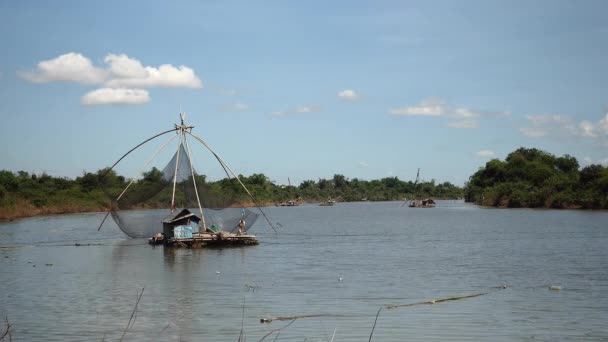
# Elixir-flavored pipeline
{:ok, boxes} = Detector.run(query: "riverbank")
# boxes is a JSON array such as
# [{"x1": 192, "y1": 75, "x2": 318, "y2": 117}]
[
  {"x1": 0, "y1": 199, "x2": 105, "y2": 221},
  {"x1": 0, "y1": 200, "x2": 302, "y2": 221},
  {"x1": 467, "y1": 197, "x2": 605, "y2": 210}
]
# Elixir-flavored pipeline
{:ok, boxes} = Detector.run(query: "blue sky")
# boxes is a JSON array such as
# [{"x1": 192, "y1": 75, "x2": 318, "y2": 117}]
[{"x1": 1, "y1": 0, "x2": 607, "y2": 186}]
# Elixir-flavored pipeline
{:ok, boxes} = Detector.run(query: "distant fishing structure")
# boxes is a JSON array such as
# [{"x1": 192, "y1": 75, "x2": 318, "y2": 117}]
[{"x1": 400, "y1": 168, "x2": 436, "y2": 208}]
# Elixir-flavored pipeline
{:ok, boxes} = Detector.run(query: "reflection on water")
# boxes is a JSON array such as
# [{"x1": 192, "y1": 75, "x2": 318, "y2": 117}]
[{"x1": 1, "y1": 201, "x2": 607, "y2": 341}]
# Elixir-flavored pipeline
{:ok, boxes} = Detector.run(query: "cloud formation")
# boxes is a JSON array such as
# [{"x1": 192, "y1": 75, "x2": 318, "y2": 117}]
[
  {"x1": 272, "y1": 105, "x2": 321, "y2": 117},
  {"x1": 338, "y1": 89, "x2": 359, "y2": 101},
  {"x1": 582, "y1": 156, "x2": 608, "y2": 166},
  {"x1": 104, "y1": 54, "x2": 202, "y2": 88},
  {"x1": 389, "y1": 99, "x2": 444, "y2": 116},
  {"x1": 520, "y1": 114, "x2": 608, "y2": 140},
  {"x1": 295, "y1": 105, "x2": 319, "y2": 113},
  {"x1": 19, "y1": 53, "x2": 107, "y2": 84},
  {"x1": 81, "y1": 88, "x2": 150, "y2": 106},
  {"x1": 389, "y1": 98, "x2": 507, "y2": 128},
  {"x1": 580, "y1": 114, "x2": 608, "y2": 138},
  {"x1": 476, "y1": 150, "x2": 496, "y2": 158},
  {"x1": 20, "y1": 52, "x2": 202, "y2": 105}
]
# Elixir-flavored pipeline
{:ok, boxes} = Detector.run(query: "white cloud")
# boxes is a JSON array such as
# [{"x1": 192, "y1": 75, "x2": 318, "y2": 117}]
[
  {"x1": 21, "y1": 52, "x2": 203, "y2": 89},
  {"x1": 520, "y1": 127, "x2": 547, "y2": 138},
  {"x1": 104, "y1": 55, "x2": 202, "y2": 88},
  {"x1": 19, "y1": 52, "x2": 107, "y2": 84},
  {"x1": 388, "y1": 98, "x2": 504, "y2": 129},
  {"x1": 81, "y1": 88, "x2": 150, "y2": 106},
  {"x1": 598, "y1": 113, "x2": 608, "y2": 135},
  {"x1": 338, "y1": 89, "x2": 359, "y2": 101},
  {"x1": 105, "y1": 54, "x2": 148, "y2": 79},
  {"x1": 521, "y1": 114, "x2": 608, "y2": 139},
  {"x1": 358, "y1": 161, "x2": 369, "y2": 167},
  {"x1": 20, "y1": 52, "x2": 203, "y2": 105},
  {"x1": 582, "y1": 156, "x2": 608, "y2": 166},
  {"x1": 271, "y1": 105, "x2": 321, "y2": 117},
  {"x1": 526, "y1": 114, "x2": 571, "y2": 126},
  {"x1": 520, "y1": 115, "x2": 574, "y2": 138},
  {"x1": 295, "y1": 105, "x2": 319, "y2": 113},
  {"x1": 451, "y1": 107, "x2": 480, "y2": 119},
  {"x1": 579, "y1": 120, "x2": 597, "y2": 138},
  {"x1": 476, "y1": 150, "x2": 496, "y2": 158},
  {"x1": 389, "y1": 98, "x2": 444, "y2": 116},
  {"x1": 220, "y1": 103, "x2": 250, "y2": 112}
]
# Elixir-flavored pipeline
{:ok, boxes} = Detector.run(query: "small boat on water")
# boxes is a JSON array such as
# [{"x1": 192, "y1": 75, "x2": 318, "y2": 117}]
[
  {"x1": 276, "y1": 199, "x2": 298, "y2": 207},
  {"x1": 408, "y1": 198, "x2": 436, "y2": 208},
  {"x1": 319, "y1": 197, "x2": 336, "y2": 206},
  {"x1": 400, "y1": 168, "x2": 436, "y2": 209}
]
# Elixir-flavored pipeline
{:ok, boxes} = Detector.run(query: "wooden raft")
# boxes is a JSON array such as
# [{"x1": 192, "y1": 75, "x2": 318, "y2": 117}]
[{"x1": 149, "y1": 232, "x2": 259, "y2": 248}]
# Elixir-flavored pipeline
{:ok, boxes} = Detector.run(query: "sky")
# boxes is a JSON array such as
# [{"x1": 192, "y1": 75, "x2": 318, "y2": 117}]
[{"x1": 0, "y1": 0, "x2": 607, "y2": 186}]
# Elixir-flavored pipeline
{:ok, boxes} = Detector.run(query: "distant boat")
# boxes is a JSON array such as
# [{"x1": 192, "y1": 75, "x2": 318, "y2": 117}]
[
  {"x1": 408, "y1": 198, "x2": 436, "y2": 208},
  {"x1": 400, "y1": 168, "x2": 436, "y2": 208},
  {"x1": 319, "y1": 197, "x2": 336, "y2": 206},
  {"x1": 277, "y1": 199, "x2": 298, "y2": 207},
  {"x1": 276, "y1": 178, "x2": 299, "y2": 207}
]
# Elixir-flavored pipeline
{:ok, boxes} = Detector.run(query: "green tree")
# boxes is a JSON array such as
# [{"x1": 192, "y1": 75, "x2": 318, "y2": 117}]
[{"x1": 465, "y1": 147, "x2": 607, "y2": 209}]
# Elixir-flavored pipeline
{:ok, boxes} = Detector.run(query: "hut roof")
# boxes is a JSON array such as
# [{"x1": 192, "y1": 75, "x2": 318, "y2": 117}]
[{"x1": 163, "y1": 208, "x2": 201, "y2": 224}]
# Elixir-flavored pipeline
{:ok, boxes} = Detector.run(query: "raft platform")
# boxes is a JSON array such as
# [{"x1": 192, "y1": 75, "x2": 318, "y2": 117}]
[{"x1": 149, "y1": 232, "x2": 259, "y2": 248}]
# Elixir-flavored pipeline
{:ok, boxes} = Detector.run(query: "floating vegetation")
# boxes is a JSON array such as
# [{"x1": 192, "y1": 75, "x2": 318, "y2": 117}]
[
  {"x1": 0, "y1": 317, "x2": 11, "y2": 342},
  {"x1": 260, "y1": 314, "x2": 333, "y2": 324},
  {"x1": 119, "y1": 287, "x2": 144, "y2": 342},
  {"x1": 385, "y1": 292, "x2": 488, "y2": 309}
]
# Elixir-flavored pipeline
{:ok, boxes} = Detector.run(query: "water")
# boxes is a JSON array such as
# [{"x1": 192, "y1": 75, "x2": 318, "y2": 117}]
[{"x1": 1, "y1": 201, "x2": 607, "y2": 341}]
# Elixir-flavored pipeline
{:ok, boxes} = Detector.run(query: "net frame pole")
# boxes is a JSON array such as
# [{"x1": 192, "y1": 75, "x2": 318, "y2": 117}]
[
  {"x1": 183, "y1": 133, "x2": 207, "y2": 232},
  {"x1": 170, "y1": 130, "x2": 183, "y2": 211}
]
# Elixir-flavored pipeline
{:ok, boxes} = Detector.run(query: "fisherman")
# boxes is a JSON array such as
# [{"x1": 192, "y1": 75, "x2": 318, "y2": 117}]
[{"x1": 237, "y1": 219, "x2": 246, "y2": 235}]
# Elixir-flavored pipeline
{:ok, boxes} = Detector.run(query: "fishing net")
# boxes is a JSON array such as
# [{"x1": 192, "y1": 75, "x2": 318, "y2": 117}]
[{"x1": 104, "y1": 131, "x2": 259, "y2": 238}]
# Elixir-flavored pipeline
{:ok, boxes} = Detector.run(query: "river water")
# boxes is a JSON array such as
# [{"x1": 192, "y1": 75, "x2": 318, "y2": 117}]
[{"x1": 0, "y1": 201, "x2": 607, "y2": 341}]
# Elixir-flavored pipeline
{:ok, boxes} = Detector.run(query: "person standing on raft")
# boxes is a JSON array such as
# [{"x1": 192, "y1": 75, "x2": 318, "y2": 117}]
[{"x1": 237, "y1": 219, "x2": 246, "y2": 235}]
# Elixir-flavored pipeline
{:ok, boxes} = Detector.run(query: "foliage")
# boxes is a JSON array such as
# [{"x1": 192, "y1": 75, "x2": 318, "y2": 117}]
[
  {"x1": 465, "y1": 147, "x2": 608, "y2": 209},
  {"x1": 0, "y1": 168, "x2": 462, "y2": 219}
]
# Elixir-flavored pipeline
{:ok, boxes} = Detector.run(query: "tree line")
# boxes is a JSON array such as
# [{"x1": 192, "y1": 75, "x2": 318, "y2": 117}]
[
  {"x1": 465, "y1": 147, "x2": 608, "y2": 209},
  {"x1": 3, "y1": 146, "x2": 606, "y2": 220},
  {"x1": 0, "y1": 168, "x2": 462, "y2": 219}
]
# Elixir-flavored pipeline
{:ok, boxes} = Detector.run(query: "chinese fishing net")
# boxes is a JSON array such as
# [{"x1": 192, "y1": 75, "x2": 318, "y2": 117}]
[{"x1": 101, "y1": 129, "x2": 259, "y2": 238}]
